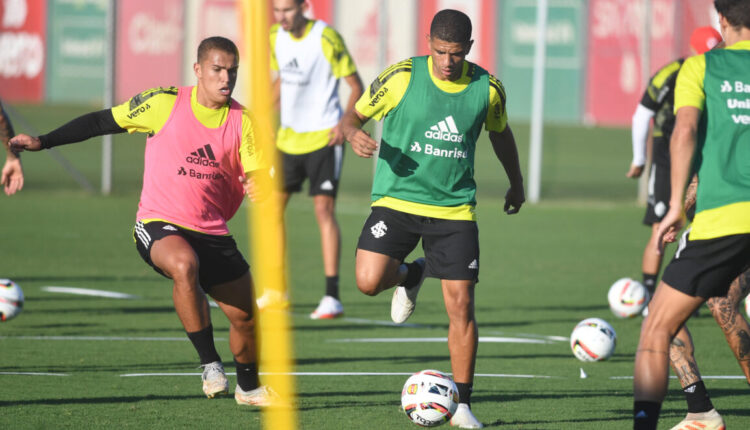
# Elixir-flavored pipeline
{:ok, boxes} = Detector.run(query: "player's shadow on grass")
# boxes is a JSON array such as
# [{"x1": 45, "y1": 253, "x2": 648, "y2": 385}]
[
  {"x1": 505, "y1": 304, "x2": 610, "y2": 312},
  {"x1": 0, "y1": 394, "x2": 214, "y2": 408},
  {"x1": 12, "y1": 275, "x2": 158, "y2": 283},
  {"x1": 24, "y1": 306, "x2": 176, "y2": 315},
  {"x1": 0, "y1": 361, "x2": 198, "y2": 373},
  {"x1": 296, "y1": 354, "x2": 450, "y2": 366}
]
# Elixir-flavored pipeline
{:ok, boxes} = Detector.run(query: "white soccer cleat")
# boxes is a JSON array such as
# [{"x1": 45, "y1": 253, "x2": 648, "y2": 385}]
[
  {"x1": 310, "y1": 295, "x2": 344, "y2": 319},
  {"x1": 450, "y1": 403, "x2": 484, "y2": 429},
  {"x1": 201, "y1": 361, "x2": 229, "y2": 398},
  {"x1": 235, "y1": 385, "x2": 281, "y2": 407},
  {"x1": 391, "y1": 258, "x2": 426, "y2": 324},
  {"x1": 669, "y1": 408, "x2": 725, "y2": 430},
  {"x1": 256, "y1": 289, "x2": 289, "y2": 311}
]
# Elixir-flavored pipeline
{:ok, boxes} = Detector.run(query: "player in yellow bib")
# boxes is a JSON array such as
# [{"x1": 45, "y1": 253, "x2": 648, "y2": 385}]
[{"x1": 268, "y1": 0, "x2": 364, "y2": 319}]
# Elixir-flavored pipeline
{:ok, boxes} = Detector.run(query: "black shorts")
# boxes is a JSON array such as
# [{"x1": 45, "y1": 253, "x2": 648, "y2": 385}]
[
  {"x1": 356, "y1": 207, "x2": 480, "y2": 282},
  {"x1": 133, "y1": 220, "x2": 249, "y2": 292},
  {"x1": 643, "y1": 162, "x2": 671, "y2": 225},
  {"x1": 282, "y1": 144, "x2": 344, "y2": 197},
  {"x1": 661, "y1": 231, "x2": 750, "y2": 298}
]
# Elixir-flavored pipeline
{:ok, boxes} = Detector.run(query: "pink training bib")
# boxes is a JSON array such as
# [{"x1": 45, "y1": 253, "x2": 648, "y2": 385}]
[{"x1": 136, "y1": 86, "x2": 245, "y2": 235}]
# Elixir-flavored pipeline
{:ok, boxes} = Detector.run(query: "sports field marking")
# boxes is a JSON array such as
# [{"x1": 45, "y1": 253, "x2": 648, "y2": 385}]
[
  {"x1": 119, "y1": 371, "x2": 552, "y2": 379},
  {"x1": 329, "y1": 336, "x2": 553, "y2": 344},
  {"x1": 0, "y1": 372, "x2": 69, "y2": 376},
  {"x1": 0, "y1": 335, "x2": 225, "y2": 341},
  {"x1": 340, "y1": 316, "x2": 430, "y2": 328},
  {"x1": 41, "y1": 286, "x2": 139, "y2": 299}
]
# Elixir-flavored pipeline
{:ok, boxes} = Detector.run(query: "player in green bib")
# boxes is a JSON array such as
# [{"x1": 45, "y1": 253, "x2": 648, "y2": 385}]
[
  {"x1": 633, "y1": 1, "x2": 750, "y2": 429},
  {"x1": 342, "y1": 10, "x2": 524, "y2": 429}
]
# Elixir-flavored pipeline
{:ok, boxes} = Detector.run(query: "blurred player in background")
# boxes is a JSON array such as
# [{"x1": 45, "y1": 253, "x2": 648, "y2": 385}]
[
  {"x1": 627, "y1": 26, "x2": 721, "y2": 299},
  {"x1": 633, "y1": 1, "x2": 750, "y2": 428},
  {"x1": 10, "y1": 37, "x2": 276, "y2": 407},
  {"x1": 267, "y1": 0, "x2": 363, "y2": 319},
  {"x1": 1, "y1": 100, "x2": 23, "y2": 196},
  {"x1": 342, "y1": 9, "x2": 524, "y2": 429}
]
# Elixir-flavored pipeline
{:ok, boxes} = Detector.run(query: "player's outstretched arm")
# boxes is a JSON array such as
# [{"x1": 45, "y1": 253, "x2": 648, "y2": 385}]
[
  {"x1": 341, "y1": 108, "x2": 377, "y2": 158},
  {"x1": 10, "y1": 109, "x2": 126, "y2": 153},
  {"x1": 489, "y1": 127, "x2": 525, "y2": 214}
]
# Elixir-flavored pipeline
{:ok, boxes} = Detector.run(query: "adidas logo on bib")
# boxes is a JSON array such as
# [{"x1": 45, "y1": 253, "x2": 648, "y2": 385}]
[
  {"x1": 468, "y1": 259, "x2": 478, "y2": 270},
  {"x1": 424, "y1": 115, "x2": 464, "y2": 142}
]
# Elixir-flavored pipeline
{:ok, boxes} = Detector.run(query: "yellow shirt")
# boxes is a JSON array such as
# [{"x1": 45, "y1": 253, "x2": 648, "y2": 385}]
[{"x1": 111, "y1": 86, "x2": 264, "y2": 175}]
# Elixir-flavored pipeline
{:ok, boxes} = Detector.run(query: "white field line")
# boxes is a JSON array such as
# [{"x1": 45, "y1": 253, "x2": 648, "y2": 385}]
[
  {"x1": 0, "y1": 372, "x2": 69, "y2": 376},
  {"x1": 0, "y1": 335, "x2": 225, "y2": 341},
  {"x1": 328, "y1": 337, "x2": 552, "y2": 344},
  {"x1": 41, "y1": 286, "x2": 139, "y2": 299}
]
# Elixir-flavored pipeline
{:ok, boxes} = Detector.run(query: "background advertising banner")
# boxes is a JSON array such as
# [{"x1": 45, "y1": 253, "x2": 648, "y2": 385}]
[
  {"x1": 584, "y1": 0, "x2": 677, "y2": 126},
  {"x1": 499, "y1": 0, "x2": 585, "y2": 122},
  {"x1": 0, "y1": 0, "x2": 46, "y2": 102},
  {"x1": 115, "y1": 0, "x2": 184, "y2": 102},
  {"x1": 46, "y1": 0, "x2": 108, "y2": 104}
]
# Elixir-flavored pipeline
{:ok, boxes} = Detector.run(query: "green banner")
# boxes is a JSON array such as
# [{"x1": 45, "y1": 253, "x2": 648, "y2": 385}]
[
  {"x1": 46, "y1": 0, "x2": 108, "y2": 104},
  {"x1": 498, "y1": 0, "x2": 586, "y2": 123}
]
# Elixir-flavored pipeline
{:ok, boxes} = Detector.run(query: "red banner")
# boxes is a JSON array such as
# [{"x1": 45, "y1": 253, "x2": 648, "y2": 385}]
[
  {"x1": 585, "y1": 0, "x2": 678, "y2": 126},
  {"x1": 115, "y1": 0, "x2": 184, "y2": 102},
  {"x1": 0, "y1": 0, "x2": 46, "y2": 102},
  {"x1": 417, "y1": 0, "x2": 497, "y2": 72},
  {"x1": 307, "y1": 0, "x2": 333, "y2": 23}
]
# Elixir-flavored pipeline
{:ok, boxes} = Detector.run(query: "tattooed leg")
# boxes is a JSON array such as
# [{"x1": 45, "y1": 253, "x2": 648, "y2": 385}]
[
  {"x1": 669, "y1": 326, "x2": 702, "y2": 387},
  {"x1": 706, "y1": 270, "x2": 750, "y2": 382}
]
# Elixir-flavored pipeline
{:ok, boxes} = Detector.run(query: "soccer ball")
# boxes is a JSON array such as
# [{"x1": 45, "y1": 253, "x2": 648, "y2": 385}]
[
  {"x1": 570, "y1": 318, "x2": 617, "y2": 362},
  {"x1": 745, "y1": 296, "x2": 750, "y2": 319},
  {"x1": 608, "y1": 278, "x2": 649, "y2": 318},
  {"x1": 401, "y1": 369, "x2": 459, "y2": 427},
  {"x1": 0, "y1": 278, "x2": 24, "y2": 322}
]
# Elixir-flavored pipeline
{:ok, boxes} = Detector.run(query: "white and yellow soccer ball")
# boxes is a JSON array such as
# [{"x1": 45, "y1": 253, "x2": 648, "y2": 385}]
[
  {"x1": 570, "y1": 318, "x2": 617, "y2": 362},
  {"x1": 401, "y1": 369, "x2": 459, "y2": 427},
  {"x1": 0, "y1": 279, "x2": 24, "y2": 322},
  {"x1": 608, "y1": 278, "x2": 649, "y2": 318}
]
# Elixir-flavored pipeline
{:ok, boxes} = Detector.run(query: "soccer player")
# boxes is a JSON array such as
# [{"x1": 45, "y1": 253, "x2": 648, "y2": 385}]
[
  {"x1": 9, "y1": 37, "x2": 275, "y2": 407},
  {"x1": 268, "y1": 0, "x2": 364, "y2": 319},
  {"x1": 341, "y1": 9, "x2": 524, "y2": 429},
  {"x1": 627, "y1": 26, "x2": 721, "y2": 299},
  {"x1": 633, "y1": 1, "x2": 750, "y2": 428},
  {"x1": 1, "y1": 100, "x2": 23, "y2": 196},
  {"x1": 666, "y1": 175, "x2": 750, "y2": 430}
]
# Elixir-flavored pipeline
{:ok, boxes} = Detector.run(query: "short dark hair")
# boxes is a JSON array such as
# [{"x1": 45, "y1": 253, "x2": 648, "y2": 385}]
[
  {"x1": 430, "y1": 9, "x2": 472, "y2": 43},
  {"x1": 197, "y1": 36, "x2": 239, "y2": 63},
  {"x1": 715, "y1": 0, "x2": 750, "y2": 30}
]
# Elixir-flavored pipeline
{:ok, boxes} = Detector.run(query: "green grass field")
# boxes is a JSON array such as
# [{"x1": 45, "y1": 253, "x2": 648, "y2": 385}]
[{"x1": 1, "y1": 104, "x2": 748, "y2": 429}]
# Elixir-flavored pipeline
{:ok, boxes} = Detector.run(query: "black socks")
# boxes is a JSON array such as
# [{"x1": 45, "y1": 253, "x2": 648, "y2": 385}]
[{"x1": 186, "y1": 325, "x2": 221, "y2": 365}]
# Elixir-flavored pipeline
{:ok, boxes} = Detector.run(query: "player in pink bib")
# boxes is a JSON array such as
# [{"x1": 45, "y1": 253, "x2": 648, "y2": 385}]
[{"x1": 11, "y1": 37, "x2": 276, "y2": 406}]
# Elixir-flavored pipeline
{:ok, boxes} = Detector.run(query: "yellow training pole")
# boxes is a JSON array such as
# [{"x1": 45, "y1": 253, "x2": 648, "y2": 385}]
[{"x1": 239, "y1": 1, "x2": 296, "y2": 428}]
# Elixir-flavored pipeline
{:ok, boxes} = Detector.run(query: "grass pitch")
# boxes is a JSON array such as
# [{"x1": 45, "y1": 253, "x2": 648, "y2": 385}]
[{"x1": 1, "y1": 104, "x2": 748, "y2": 429}]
